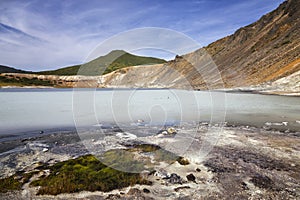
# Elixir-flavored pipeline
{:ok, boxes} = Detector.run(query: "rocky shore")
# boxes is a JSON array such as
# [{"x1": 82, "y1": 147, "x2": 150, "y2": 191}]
[{"x1": 0, "y1": 123, "x2": 299, "y2": 200}]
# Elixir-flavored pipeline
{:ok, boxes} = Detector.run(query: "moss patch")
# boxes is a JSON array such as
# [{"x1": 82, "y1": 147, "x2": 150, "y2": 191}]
[
  {"x1": 135, "y1": 144, "x2": 185, "y2": 164},
  {"x1": 0, "y1": 176, "x2": 23, "y2": 193},
  {"x1": 0, "y1": 144, "x2": 189, "y2": 195},
  {"x1": 30, "y1": 154, "x2": 151, "y2": 195},
  {"x1": 99, "y1": 144, "x2": 190, "y2": 173}
]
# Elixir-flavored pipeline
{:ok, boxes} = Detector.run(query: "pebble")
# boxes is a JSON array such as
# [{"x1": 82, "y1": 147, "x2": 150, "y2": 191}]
[
  {"x1": 143, "y1": 188, "x2": 150, "y2": 193},
  {"x1": 186, "y1": 173, "x2": 196, "y2": 182}
]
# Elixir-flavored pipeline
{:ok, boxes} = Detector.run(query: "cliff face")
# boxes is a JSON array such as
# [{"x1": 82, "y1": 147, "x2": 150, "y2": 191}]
[{"x1": 204, "y1": 0, "x2": 300, "y2": 88}]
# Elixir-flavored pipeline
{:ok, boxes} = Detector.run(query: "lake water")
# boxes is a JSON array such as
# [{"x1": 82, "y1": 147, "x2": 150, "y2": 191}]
[{"x1": 0, "y1": 88, "x2": 299, "y2": 136}]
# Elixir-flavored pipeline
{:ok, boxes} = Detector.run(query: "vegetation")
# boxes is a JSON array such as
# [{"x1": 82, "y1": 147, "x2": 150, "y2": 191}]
[
  {"x1": 0, "y1": 76, "x2": 53, "y2": 87},
  {"x1": 30, "y1": 154, "x2": 151, "y2": 195},
  {"x1": 0, "y1": 144, "x2": 188, "y2": 195},
  {"x1": 36, "y1": 65, "x2": 81, "y2": 76},
  {"x1": 0, "y1": 65, "x2": 30, "y2": 73},
  {"x1": 37, "y1": 50, "x2": 166, "y2": 76},
  {"x1": 0, "y1": 176, "x2": 22, "y2": 193},
  {"x1": 128, "y1": 143, "x2": 189, "y2": 165},
  {"x1": 133, "y1": 143, "x2": 161, "y2": 152},
  {"x1": 101, "y1": 149, "x2": 146, "y2": 172},
  {"x1": 98, "y1": 143, "x2": 189, "y2": 172}
]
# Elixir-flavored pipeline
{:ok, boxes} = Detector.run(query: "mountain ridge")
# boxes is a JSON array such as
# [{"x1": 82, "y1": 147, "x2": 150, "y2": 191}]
[
  {"x1": 0, "y1": 50, "x2": 166, "y2": 76},
  {"x1": 0, "y1": 65, "x2": 31, "y2": 74}
]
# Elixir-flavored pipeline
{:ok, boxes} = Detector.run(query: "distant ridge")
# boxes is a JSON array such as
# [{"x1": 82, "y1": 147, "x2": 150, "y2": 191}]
[{"x1": 0, "y1": 65, "x2": 30, "y2": 74}]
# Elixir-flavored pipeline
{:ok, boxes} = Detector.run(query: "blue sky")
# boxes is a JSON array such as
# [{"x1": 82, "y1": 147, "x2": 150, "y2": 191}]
[{"x1": 0, "y1": 0, "x2": 284, "y2": 71}]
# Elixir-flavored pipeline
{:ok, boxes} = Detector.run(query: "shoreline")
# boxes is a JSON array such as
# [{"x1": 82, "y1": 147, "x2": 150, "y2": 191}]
[
  {"x1": 1, "y1": 86, "x2": 300, "y2": 97},
  {"x1": 1, "y1": 118, "x2": 299, "y2": 144}
]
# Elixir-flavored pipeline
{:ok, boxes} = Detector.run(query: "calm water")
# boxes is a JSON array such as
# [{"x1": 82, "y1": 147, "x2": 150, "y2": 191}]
[{"x1": 0, "y1": 88, "x2": 299, "y2": 136}]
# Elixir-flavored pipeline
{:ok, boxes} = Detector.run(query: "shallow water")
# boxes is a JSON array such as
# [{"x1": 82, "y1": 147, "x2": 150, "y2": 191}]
[{"x1": 0, "y1": 88, "x2": 299, "y2": 136}]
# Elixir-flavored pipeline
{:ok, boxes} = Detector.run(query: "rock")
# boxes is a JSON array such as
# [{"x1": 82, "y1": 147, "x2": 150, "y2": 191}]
[
  {"x1": 106, "y1": 194, "x2": 121, "y2": 199},
  {"x1": 167, "y1": 127, "x2": 176, "y2": 134},
  {"x1": 143, "y1": 188, "x2": 150, "y2": 193},
  {"x1": 241, "y1": 182, "x2": 249, "y2": 190},
  {"x1": 177, "y1": 157, "x2": 190, "y2": 165},
  {"x1": 163, "y1": 173, "x2": 183, "y2": 184},
  {"x1": 154, "y1": 170, "x2": 168, "y2": 179},
  {"x1": 42, "y1": 148, "x2": 49, "y2": 152},
  {"x1": 291, "y1": 163, "x2": 296, "y2": 167},
  {"x1": 285, "y1": 129, "x2": 290, "y2": 133},
  {"x1": 126, "y1": 188, "x2": 154, "y2": 200},
  {"x1": 282, "y1": 122, "x2": 288, "y2": 126},
  {"x1": 158, "y1": 127, "x2": 177, "y2": 136},
  {"x1": 148, "y1": 170, "x2": 156, "y2": 176},
  {"x1": 136, "y1": 119, "x2": 146, "y2": 126},
  {"x1": 186, "y1": 173, "x2": 196, "y2": 182},
  {"x1": 127, "y1": 188, "x2": 143, "y2": 196},
  {"x1": 196, "y1": 168, "x2": 201, "y2": 172},
  {"x1": 161, "y1": 131, "x2": 168, "y2": 135},
  {"x1": 137, "y1": 119, "x2": 144, "y2": 123}
]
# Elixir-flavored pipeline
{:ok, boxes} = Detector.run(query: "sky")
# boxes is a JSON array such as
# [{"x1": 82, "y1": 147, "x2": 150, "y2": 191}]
[{"x1": 0, "y1": 0, "x2": 284, "y2": 71}]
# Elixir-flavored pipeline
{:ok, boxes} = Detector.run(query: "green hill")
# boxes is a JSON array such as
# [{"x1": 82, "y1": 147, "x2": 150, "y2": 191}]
[
  {"x1": 38, "y1": 50, "x2": 166, "y2": 76},
  {"x1": 0, "y1": 65, "x2": 30, "y2": 74}
]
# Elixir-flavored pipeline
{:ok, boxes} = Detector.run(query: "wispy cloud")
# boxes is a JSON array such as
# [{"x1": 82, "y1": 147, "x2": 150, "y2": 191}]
[{"x1": 0, "y1": 0, "x2": 284, "y2": 70}]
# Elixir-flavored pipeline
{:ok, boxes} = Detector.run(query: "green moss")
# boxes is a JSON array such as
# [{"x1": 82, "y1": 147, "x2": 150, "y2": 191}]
[
  {"x1": 137, "y1": 144, "x2": 178, "y2": 163},
  {"x1": 0, "y1": 171, "x2": 40, "y2": 193},
  {"x1": 30, "y1": 154, "x2": 151, "y2": 195},
  {"x1": 0, "y1": 145, "x2": 188, "y2": 195},
  {"x1": 134, "y1": 144, "x2": 161, "y2": 152},
  {"x1": 0, "y1": 176, "x2": 22, "y2": 193},
  {"x1": 95, "y1": 144, "x2": 188, "y2": 173},
  {"x1": 101, "y1": 149, "x2": 145, "y2": 172}
]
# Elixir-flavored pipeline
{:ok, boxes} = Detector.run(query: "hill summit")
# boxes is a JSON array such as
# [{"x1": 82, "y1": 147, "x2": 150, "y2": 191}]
[{"x1": 38, "y1": 50, "x2": 166, "y2": 76}]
